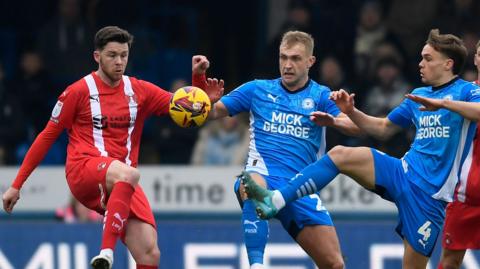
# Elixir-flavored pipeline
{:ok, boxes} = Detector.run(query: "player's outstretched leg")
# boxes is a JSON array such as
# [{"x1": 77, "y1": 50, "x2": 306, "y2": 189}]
[
  {"x1": 240, "y1": 171, "x2": 278, "y2": 219},
  {"x1": 90, "y1": 249, "x2": 113, "y2": 269}
]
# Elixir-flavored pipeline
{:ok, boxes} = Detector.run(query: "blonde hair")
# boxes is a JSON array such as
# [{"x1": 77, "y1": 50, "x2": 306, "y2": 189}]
[{"x1": 280, "y1": 31, "x2": 314, "y2": 56}]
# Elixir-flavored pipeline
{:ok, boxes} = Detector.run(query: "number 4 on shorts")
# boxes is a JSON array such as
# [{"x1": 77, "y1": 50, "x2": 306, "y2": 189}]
[{"x1": 417, "y1": 221, "x2": 432, "y2": 242}]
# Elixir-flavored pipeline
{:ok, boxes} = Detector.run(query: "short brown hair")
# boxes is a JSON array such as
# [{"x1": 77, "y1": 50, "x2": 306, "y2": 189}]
[
  {"x1": 94, "y1": 26, "x2": 133, "y2": 50},
  {"x1": 426, "y1": 29, "x2": 467, "y2": 75},
  {"x1": 280, "y1": 31, "x2": 314, "y2": 56}
]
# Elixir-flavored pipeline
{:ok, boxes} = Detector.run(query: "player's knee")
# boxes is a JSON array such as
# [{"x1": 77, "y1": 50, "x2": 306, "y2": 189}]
[
  {"x1": 137, "y1": 242, "x2": 160, "y2": 264},
  {"x1": 329, "y1": 145, "x2": 349, "y2": 161},
  {"x1": 314, "y1": 253, "x2": 344, "y2": 269},
  {"x1": 441, "y1": 253, "x2": 464, "y2": 269},
  {"x1": 442, "y1": 260, "x2": 462, "y2": 269},
  {"x1": 330, "y1": 259, "x2": 345, "y2": 269},
  {"x1": 121, "y1": 167, "x2": 140, "y2": 186},
  {"x1": 148, "y1": 245, "x2": 161, "y2": 264},
  {"x1": 321, "y1": 258, "x2": 344, "y2": 269}
]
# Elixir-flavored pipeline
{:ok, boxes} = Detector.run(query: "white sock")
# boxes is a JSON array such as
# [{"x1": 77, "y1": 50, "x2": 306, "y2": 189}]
[
  {"x1": 271, "y1": 190, "x2": 286, "y2": 210},
  {"x1": 99, "y1": 248, "x2": 113, "y2": 259},
  {"x1": 251, "y1": 263, "x2": 265, "y2": 269}
]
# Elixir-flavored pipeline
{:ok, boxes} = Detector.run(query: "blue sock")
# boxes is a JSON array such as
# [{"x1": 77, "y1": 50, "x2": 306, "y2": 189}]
[
  {"x1": 242, "y1": 199, "x2": 269, "y2": 266},
  {"x1": 279, "y1": 154, "x2": 339, "y2": 203}
]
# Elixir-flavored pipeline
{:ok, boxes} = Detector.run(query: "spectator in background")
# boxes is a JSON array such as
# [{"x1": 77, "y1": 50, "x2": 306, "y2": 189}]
[
  {"x1": 460, "y1": 29, "x2": 480, "y2": 71},
  {"x1": 362, "y1": 57, "x2": 413, "y2": 157},
  {"x1": 8, "y1": 50, "x2": 66, "y2": 165},
  {"x1": 435, "y1": 0, "x2": 480, "y2": 36},
  {"x1": 9, "y1": 50, "x2": 55, "y2": 136},
  {"x1": 56, "y1": 196, "x2": 102, "y2": 223},
  {"x1": 354, "y1": 0, "x2": 407, "y2": 86},
  {"x1": 367, "y1": 41, "x2": 406, "y2": 82},
  {"x1": 191, "y1": 116, "x2": 249, "y2": 165},
  {"x1": 317, "y1": 55, "x2": 360, "y2": 149},
  {"x1": 9, "y1": 50, "x2": 67, "y2": 164},
  {"x1": 386, "y1": 0, "x2": 437, "y2": 81},
  {"x1": 309, "y1": 1, "x2": 358, "y2": 78},
  {"x1": 257, "y1": 0, "x2": 313, "y2": 78},
  {"x1": 0, "y1": 63, "x2": 26, "y2": 164},
  {"x1": 363, "y1": 57, "x2": 411, "y2": 116},
  {"x1": 318, "y1": 56, "x2": 349, "y2": 93},
  {"x1": 37, "y1": 0, "x2": 95, "y2": 88}
]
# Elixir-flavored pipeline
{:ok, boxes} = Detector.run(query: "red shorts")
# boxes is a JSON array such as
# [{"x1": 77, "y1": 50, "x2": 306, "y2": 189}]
[
  {"x1": 442, "y1": 200, "x2": 480, "y2": 250},
  {"x1": 66, "y1": 157, "x2": 156, "y2": 228}
]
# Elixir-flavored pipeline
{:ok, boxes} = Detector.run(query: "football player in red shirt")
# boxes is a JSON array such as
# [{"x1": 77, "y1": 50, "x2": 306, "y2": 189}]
[
  {"x1": 439, "y1": 40, "x2": 480, "y2": 269},
  {"x1": 2, "y1": 26, "x2": 222, "y2": 269}
]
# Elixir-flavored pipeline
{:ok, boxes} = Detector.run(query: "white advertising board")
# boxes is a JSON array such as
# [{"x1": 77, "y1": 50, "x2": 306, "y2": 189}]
[{"x1": 0, "y1": 166, "x2": 396, "y2": 213}]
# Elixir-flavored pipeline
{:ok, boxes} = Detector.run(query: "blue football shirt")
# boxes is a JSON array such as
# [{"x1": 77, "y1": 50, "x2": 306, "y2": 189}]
[
  {"x1": 221, "y1": 78, "x2": 340, "y2": 179},
  {"x1": 388, "y1": 78, "x2": 480, "y2": 201}
]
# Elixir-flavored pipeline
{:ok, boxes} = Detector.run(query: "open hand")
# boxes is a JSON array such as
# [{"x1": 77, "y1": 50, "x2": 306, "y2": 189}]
[
  {"x1": 405, "y1": 94, "x2": 443, "y2": 111},
  {"x1": 330, "y1": 89, "x2": 355, "y2": 114},
  {"x1": 310, "y1": 111, "x2": 335, "y2": 126},
  {"x1": 205, "y1": 78, "x2": 225, "y2": 104}
]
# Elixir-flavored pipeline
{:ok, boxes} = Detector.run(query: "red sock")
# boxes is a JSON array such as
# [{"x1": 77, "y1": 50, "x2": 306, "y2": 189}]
[
  {"x1": 438, "y1": 264, "x2": 443, "y2": 269},
  {"x1": 101, "y1": 181, "x2": 135, "y2": 250},
  {"x1": 137, "y1": 265, "x2": 158, "y2": 269}
]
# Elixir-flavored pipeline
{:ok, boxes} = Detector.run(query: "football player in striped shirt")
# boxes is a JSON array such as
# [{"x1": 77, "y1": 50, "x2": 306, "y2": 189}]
[
  {"x1": 2, "y1": 26, "x2": 222, "y2": 269},
  {"x1": 438, "y1": 40, "x2": 480, "y2": 269}
]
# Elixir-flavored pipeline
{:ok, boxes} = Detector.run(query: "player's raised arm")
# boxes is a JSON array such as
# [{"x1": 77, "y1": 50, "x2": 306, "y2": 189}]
[
  {"x1": 192, "y1": 55, "x2": 224, "y2": 104},
  {"x1": 406, "y1": 94, "x2": 480, "y2": 121},
  {"x1": 309, "y1": 111, "x2": 364, "y2": 137},
  {"x1": 331, "y1": 89, "x2": 401, "y2": 140},
  {"x1": 191, "y1": 55, "x2": 227, "y2": 120}
]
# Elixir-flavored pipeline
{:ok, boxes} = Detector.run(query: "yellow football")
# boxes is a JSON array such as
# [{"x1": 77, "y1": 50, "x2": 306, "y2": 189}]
[{"x1": 169, "y1": 86, "x2": 211, "y2": 128}]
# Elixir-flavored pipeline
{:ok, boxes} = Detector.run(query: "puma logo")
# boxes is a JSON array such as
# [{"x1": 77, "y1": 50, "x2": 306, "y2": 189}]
[
  {"x1": 418, "y1": 239, "x2": 427, "y2": 249},
  {"x1": 267, "y1": 93, "x2": 279, "y2": 103},
  {"x1": 243, "y1": 219, "x2": 260, "y2": 229},
  {"x1": 90, "y1": 95, "x2": 100, "y2": 103},
  {"x1": 112, "y1": 212, "x2": 127, "y2": 232}
]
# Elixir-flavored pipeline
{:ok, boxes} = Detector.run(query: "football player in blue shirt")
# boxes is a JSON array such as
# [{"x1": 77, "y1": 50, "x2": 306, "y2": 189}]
[
  {"x1": 242, "y1": 29, "x2": 480, "y2": 268},
  {"x1": 192, "y1": 31, "x2": 361, "y2": 269}
]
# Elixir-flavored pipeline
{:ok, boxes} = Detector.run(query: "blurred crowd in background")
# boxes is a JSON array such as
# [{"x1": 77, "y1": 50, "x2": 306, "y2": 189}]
[{"x1": 0, "y1": 0, "x2": 479, "y2": 166}]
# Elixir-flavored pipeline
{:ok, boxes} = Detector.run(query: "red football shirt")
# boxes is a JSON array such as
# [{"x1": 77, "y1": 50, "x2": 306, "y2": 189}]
[
  {"x1": 455, "y1": 80, "x2": 480, "y2": 205},
  {"x1": 12, "y1": 72, "x2": 172, "y2": 189}
]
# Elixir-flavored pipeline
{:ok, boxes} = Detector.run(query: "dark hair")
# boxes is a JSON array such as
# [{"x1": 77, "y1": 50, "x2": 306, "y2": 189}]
[
  {"x1": 426, "y1": 29, "x2": 467, "y2": 75},
  {"x1": 94, "y1": 26, "x2": 133, "y2": 50}
]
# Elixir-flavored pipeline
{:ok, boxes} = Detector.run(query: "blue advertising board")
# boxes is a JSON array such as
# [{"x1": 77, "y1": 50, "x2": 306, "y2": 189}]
[{"x1": 0, "y1": 220, "x2": 479, "y2": 269}]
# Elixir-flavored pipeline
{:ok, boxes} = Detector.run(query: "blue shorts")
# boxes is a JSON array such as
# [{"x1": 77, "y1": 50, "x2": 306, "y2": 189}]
[
  {"x1": 235, "y1": 174, "x2": 333, "y2": 239},
  {"x1": 372, "y1": 149, "x2": 447, "y2": 256}
]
